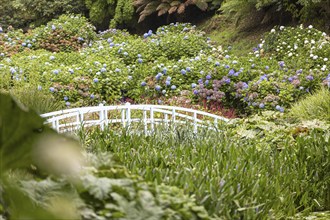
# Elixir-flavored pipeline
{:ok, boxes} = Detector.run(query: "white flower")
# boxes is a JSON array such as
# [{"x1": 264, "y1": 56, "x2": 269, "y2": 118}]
[
  {"x1": 280, "y1": 26, "x2": 285, "y2": 30},
  {"x1": 321, "y1": 65, "x2": 326, "y2": 71},
  {"x1": 271, "y1": 29, "x2": 275, "y2": 33},
  {"x1": 304, "y1": 40, "x2": 309, "y2": 44},
  {"x1": 311, "y1": 39, "x2": 315, "y2": 44},
  {"x1": 324, "y1": 58, "x2": 328, "y2": 62},
  {"x1": 313, "y1": 55, "x2": 318, "y2": 60},
  {"x1": 308, "y1": 25, "x2": 313, "y2": 29},
  {"x1": 288, "y1": 52, "x2": 293, "y2": 57}
]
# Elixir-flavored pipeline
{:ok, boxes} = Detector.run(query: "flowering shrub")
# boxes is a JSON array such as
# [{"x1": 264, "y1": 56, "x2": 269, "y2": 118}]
[{"x1": 1, "y1": 16, "x2": 329, "y2": 115}]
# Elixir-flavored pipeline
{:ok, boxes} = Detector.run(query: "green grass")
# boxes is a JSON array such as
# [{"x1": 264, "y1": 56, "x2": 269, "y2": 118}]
[
  {"x1": 9, "y1": 86, "x2": 63, "y2": 114},
  {"x1": 81, "y1": 125, "x2": 330, "y2": 219},
  {"x1": 290, "y1": 87, "x2": 330, "y2": 122},
  {"x1": 198, "y1": 15, "x2": 264, "y2": 56}
]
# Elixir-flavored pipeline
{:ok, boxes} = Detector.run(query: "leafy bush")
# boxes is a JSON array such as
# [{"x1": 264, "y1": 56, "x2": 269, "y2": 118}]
[
  {"x1": 0, "y1": 93, "x2": 211, "y2": 220},
  {"x1": 1, "y1": 16, "x2": 329, "y2": 116},
  {"x1": 290, "y1": 87, "x2": 330, "y2": 122},
  {"x1": 84, "y1": 0, "x2": 135, "y2": 28},
  {"x1": 0, "y1": 0, "x2": 87, "y2": 30},
  {"x1": 82, "y1": 118, "x2": 330, "y2": 219}
]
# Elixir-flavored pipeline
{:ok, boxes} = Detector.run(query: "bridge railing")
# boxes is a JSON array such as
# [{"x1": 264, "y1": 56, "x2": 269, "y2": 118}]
[{"x1": 41, "y1": 103, "x2": 229, "y2": 133}]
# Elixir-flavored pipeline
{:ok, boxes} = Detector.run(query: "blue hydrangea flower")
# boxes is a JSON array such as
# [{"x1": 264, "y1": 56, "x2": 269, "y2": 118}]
[
  {"x1": 65, "y1": 102, "x2": 71, "y2": 106},
  {"x1": 137, "y1": 54, "x2": 142, "y2": 58},
  {"x1": 306, "y1": 75, "x2": 314, "y2": 81},
  {"x1": 37, "y1": 85, "x2": 42, "y2": 90},
  {"x1": 109, "y1": 42, "x2": 115, "y2": 47},
  {"x1": 181, "y1": 69, "x2": 186, "y2": 75},
  {"x1": 101, "y1": 67, "x2": 106, "y2": 72},
  {"x1": 90, "y1": 94, "x2": 95, "y2": 99},
  {"x1": 123, "y1": 52, "x2": 128, "y2": 56},
  {"x1": 78, "y1": 37, "x2": 84, "y2": 42},
  {"x1": 265, "y1": 66, "x2": 269, "y2": 70},
  {"x1": 205, "y1": 80, "x2": 209, "y2": 85},
  {"x1": 53, "y1": 69, "x2": 59, "y2": 75},
  {"x1": 162, "y1": 90, "x2": 166, "y2": 94},
  {"x1": 171, "y1": 85, "x2": 176, "y2": 90},
  {"x1": 138, "y1": 58, "x2": 143, "y2": 63},
  {"x1": 143, "y1": 33, "x2": 149, "y2": 38},
  {"x1": 27, "y1": 43, "x2": 32, "y2": 48},
  {"x1": 193, "y1": 90, "x2": 198, "y2": 95},
  {"x1": 69, "y1": 69, "x2": 74, "y2": 74},
  {"x1": 10, "y1": 67, "x2": 16, "y2": 74},
  {"x1": 242, "y1": 82, "x2": 248, "y2": 89},
  {"x1": 93, "y1": 78, "x2": 99, "y2": 83},
  {"x1": 215, "y1": 61, "x2": 220, "y2": 66},
  {"x1": 191, "y1": 83, "x2": 197, "y2": 88},
  {"x1": 107, "y1": 38, "x2": 112, "y2": 43},
  {"x1": 155, "y1": 85, "x2": 161, "y2": 91},
  {"x1": 206, "y1": 75, "x2": 211, "y2": 80},
  {"x1": 51, "y1": 25, "x2": 56, "y2": 30},
  {"x1": 224, "y1": 78, "x2": 231, "y2": 84},
  {"x1": 22, "y1": 43, "x2": 26, "y2": 47},
  {"x1": 259, "y1": 103, "x2": 265, "y2": 108},
  {"x1": 228, "y1": 69, "x2": 235, "y2": 76},
  {"x1": 260, "y1": 75, "x2": 268, "y2": 81},
  {"x1": 186, "y1": 67, "x2": 191, "y2": 72},
  {"x1": 49, "y1": 87, "x2": 55, "y2": 92},
  {"x1": 251, "y1": 64, "x2": 255, "y2": 68},
  {"x1": 166, "y1": 81, "x2": 171, "y2": 86},
  {"x1": 198, "y1": 79, "x2": 203, "y2": 84},
  {"x1": 64, "y1": 96, "x2": 69, "y2": 101},
  {"x1": 225, "y1": 65, "x2": 230, "y2": 69},
  {"x1": 49, "y1": 56, "x2": 55, "y2": 60},
  {"x1": 141, "y1": 81, "x2": 147, "y2": 86},
  {"x1": 162, "y1": 68, "x2": 167, "y2": 74},
  {"x1": 166, "y1": 76, "x2": 171, "y2": 81},
  {"x1": 115, "y1": 68, "x2": 121, "y2": 72}
]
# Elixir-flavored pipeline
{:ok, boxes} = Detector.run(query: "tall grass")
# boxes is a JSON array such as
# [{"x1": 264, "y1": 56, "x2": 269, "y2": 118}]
[
  {"x1": 81, "y1": 125, "x2": 330, "y2": 219},
  {"x1": 9, "y1": 86, "x2": 63, "y2": 114},
  {"x1": 290, "y1": 87, "x2": 330, "y2": 122}
]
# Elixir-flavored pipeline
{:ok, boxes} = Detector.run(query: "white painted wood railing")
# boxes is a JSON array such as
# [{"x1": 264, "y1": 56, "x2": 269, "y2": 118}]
[{"x1": 41, "y1": 103, "x2": 229, "y2": 134}]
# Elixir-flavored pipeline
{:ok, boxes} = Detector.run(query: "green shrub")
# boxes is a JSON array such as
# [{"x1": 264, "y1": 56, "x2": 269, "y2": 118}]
[
  {"x1": 0, "y1": 93, "x2": 211, "y2": 220},
  {"x1": 82, "y1": 120, "x2": 330, "y2": 219},
  {"x1": 0, "y1": 0, "x2": 87, "y2": 30},
  {"x1": 290, "y1": 87, "x2": 330, "y2": 122}
]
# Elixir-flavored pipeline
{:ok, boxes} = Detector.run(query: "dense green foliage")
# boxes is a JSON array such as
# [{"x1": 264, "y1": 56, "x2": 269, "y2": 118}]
[
  {"x1": 220, "y1": 0, "x2": 330, "y2": 31},
  {"x1": 82, "y1": 116, "x2": 330, "y2": 218},
  {"x1": 290, "y1": 87, "x2": 330, "y2": 122},
  {"x1": 0, "y1": 93, "x2": 210, "y2": 219},
  {"x1": 1, "y1": 16, "x2": 329, "y2": 116},
  {"x1": 84, "y1": 0, "x2": 135, "y2": 28},
  {"x1": 1, "y1": 12, "x2": 330, "y2": 220},
  {"x1": 0, "y1": 0, "x2": 87, "y2": 30}
]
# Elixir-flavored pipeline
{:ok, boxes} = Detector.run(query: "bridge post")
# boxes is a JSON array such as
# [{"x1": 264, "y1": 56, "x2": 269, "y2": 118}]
[
  {"x1": 150, "y1": 106, "x2": 154, "y2": 132},
  {"x1": 99, "y1": 103, "x2": 104, "y2": 131},
  {"x1": 193, "y1": 112, "x2": 197, "y2": 133},
  {"x1": 126, "y1": 102, "x2": 131, "y2": 129},
  {"x1": 143, "y1": 110, "x2": 147, "y2": 134}
]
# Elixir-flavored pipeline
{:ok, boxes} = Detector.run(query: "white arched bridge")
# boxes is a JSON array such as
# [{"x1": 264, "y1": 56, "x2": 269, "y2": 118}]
[{"x1": 41, "y1": 103, "x2": 230, "y2": 134}]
